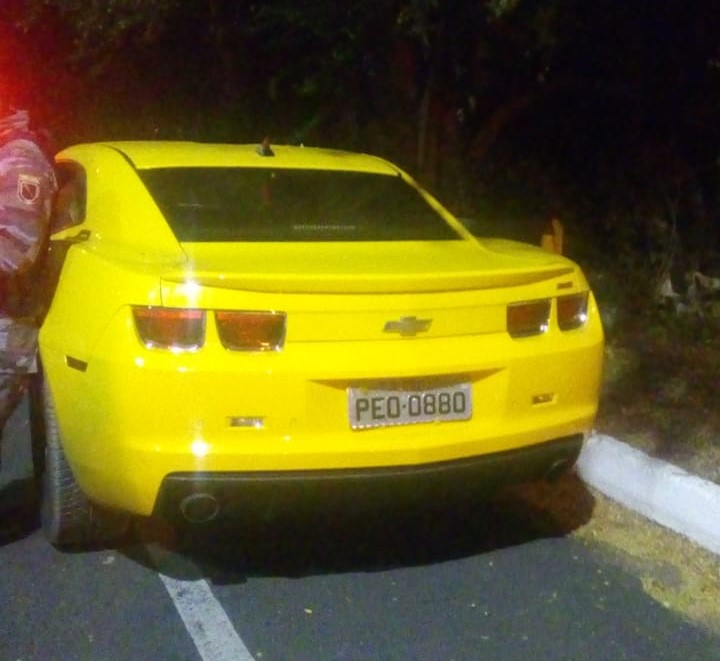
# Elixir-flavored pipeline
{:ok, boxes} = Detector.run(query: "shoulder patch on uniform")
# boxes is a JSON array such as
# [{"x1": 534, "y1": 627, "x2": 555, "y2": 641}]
[{"x1": 17, "y1": 173, "x2": 42, "y2": 204}]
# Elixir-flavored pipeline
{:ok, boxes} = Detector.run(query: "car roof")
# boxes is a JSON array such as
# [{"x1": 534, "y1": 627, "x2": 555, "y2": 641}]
[{"x1": 63, "y1": 141, "x2": 402, "y2": 174}]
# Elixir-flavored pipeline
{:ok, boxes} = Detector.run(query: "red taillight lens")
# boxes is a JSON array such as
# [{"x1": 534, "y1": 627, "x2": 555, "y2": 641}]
[
  {"x1": 215, "y1": 311, "x2": 287, "y2": 351},
  {"x1": 132, "y1": 307, "x2": 205, "y2": 350},
  {"x1": 557, "y1": 292, "x2": 589, "y2": 330},
  {"x1": 507, "y1": 300, "x2": 551, "y2": 337}
]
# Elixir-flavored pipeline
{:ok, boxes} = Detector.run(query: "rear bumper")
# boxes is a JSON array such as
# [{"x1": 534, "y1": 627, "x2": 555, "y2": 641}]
[
  {"x1": 40, "y1": 300, "x2": 602, "y2": 517},
  {"x1": 153, "y1": 434, "x2": 583, "y2": 522}
]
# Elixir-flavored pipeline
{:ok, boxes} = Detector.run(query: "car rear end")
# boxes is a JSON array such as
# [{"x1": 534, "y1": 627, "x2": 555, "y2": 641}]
[{"x1": 39, "y1": 142, "x2": 603, "y2": 521}]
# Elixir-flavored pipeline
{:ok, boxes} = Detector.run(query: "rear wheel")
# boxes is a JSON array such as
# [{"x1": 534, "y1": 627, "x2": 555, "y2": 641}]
[{"x1": 39, "y1": 377, "x2": 128, "y2": 547}]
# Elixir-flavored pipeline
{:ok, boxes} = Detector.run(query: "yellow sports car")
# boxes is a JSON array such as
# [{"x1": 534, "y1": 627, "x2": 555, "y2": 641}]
[{"x1": 35, "y1": 141, "x2": 603, "y2": 545}]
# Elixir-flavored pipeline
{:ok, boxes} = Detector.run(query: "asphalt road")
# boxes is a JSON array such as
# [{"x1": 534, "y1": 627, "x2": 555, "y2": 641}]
[{"x1": 1, "y1": 398, "x2": 719, "y2": 661}]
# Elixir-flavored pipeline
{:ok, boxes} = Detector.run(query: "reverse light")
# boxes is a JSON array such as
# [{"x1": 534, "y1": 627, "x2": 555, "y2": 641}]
[
  {"x1": 133, "y1": 307, "x2": 205, "y2": 351},
  {"x1": 215, "y1": 310, "x2": 287, "y2": 351},
  {"x1": 557, "y1": 292, "x2": 589, "y2": 330},
  {"x1": 507, "y1": 300, "x2": 551, "y2": 337}
]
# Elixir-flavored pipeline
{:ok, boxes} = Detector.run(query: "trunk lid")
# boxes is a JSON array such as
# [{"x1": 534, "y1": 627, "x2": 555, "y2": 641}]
[
  {"x1": 159, "y1": 240, "x2": 581, "y2": 343},
  {"x1": 163, "y1": 240, "x2": 574, "y2": 295}
]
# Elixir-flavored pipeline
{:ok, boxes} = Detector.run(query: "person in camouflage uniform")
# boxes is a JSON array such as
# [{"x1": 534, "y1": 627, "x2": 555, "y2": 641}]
[{"x1": 0, "y1": 102, "x2": 56, "y2": 464}]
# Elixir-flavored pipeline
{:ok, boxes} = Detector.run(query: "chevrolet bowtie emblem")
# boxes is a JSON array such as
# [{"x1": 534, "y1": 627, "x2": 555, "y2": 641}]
[{"x1": 383, "y1": 316, "x2": 433, "y2": 336}]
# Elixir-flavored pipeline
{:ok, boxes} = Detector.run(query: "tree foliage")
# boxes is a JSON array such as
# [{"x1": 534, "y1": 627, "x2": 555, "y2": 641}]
[
  {"x1": 23, "y1": 0, "x2": 181, "y2": 49},
  {"x1": 15, "y1": 1, "x2": 539, "y2": 154},
  {"x1": 4, "y1": 0, "x2": 720, "y2": 275}
]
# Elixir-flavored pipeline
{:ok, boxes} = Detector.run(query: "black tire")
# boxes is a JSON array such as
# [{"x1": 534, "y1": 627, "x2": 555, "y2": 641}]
[{"x1": 40, "y1": 378, "x2": 129, "y2": 547}]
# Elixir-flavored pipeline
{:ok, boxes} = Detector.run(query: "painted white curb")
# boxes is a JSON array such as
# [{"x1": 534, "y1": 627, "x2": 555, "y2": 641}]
[{"x1": 577, "y1": 434, "x2": 720, "y2": 555}]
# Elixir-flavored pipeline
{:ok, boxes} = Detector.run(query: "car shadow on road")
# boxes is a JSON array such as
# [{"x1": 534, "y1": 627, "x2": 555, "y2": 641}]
[
  {"x1": 0, "y1": 477, "x2": 39, "y2": 547},
  {"x1": 125, "y1": 472, "x2": 596, "y2": 583}
]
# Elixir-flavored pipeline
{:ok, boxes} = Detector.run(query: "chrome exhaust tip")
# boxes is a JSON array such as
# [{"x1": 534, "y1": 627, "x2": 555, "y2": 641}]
[
  {"x1": 544, "y1": 458, "x2": 573, "y2": 483},
  {"x1": 179, "y1": 493, "x2": 221, "y2": 524}
]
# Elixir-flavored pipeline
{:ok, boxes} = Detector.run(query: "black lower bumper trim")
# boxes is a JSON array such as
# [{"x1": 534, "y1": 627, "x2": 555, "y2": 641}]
[{"x1": 153, "y1": 435, "x2": 583, "y2": 522}]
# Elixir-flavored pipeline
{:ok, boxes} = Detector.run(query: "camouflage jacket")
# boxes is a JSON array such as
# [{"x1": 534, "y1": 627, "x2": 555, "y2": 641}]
[{"x1": 0, "y1": 109, "x2": 56, "y2": 374}]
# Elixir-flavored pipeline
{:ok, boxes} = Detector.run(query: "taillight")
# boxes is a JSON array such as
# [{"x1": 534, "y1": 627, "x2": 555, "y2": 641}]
[
  {"x1": 557, "y1": 292, "x2": 589, "y2": 330},
  {"x1": 215, "y1": 311, "x2": 287, "y2": 351},
  {"x1": 507, "y1": 300, "x2": 551, "y2": 337},
  {"x1": 132, "y1": 307, "x2": 205, "y2": 351}
]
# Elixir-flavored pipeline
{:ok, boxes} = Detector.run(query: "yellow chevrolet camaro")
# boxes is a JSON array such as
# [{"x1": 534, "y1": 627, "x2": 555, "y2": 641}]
[{"x1": 35, "y1": 141, "x2": 603, "y2": 545}]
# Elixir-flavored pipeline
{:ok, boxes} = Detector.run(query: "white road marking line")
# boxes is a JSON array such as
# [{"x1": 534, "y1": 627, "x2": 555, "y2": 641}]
[{"x1": 147, "y1": 545, "x2": 255, "y2": 661}]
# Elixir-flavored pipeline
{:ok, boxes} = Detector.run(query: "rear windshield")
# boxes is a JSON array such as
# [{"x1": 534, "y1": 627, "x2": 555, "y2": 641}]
[{"x1": 138, "y1": 167, "x2": 460, "y2": 242}]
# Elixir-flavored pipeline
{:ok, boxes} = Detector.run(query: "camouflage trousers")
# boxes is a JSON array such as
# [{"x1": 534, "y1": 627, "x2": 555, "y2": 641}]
[{"x1": 0, "y1": 317, "x2": 38, "y2": 465}]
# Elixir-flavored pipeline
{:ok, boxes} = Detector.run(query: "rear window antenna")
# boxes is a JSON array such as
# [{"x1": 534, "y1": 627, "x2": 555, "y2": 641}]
[{"x1": 256, "y1": 137, "x2": 275, "y2": 157}]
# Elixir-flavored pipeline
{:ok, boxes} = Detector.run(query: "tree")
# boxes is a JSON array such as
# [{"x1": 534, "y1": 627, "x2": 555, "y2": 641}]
[
  {"x1": 11, "y1": 0, "x2": 720, "y2": 264},
  {"x1": 15, "y1": 0, "x2": 538, "y2": 172}
]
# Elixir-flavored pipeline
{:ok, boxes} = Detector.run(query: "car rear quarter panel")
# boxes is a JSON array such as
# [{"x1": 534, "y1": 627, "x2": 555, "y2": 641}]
[{"x1": 54, "y1": 144, "x2": 184, "y2": 261}]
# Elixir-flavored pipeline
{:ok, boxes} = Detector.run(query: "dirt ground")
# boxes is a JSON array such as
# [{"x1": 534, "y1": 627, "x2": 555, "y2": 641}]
[
  {"x1": 595, "y1": 314, "x2": 720, "y2": 485},
  {"x1": 575, "y1": 488, "x2": 720, "y2": 636},
  {"x1": 511, "y1": 471, "x2": 720, "y2": 637},
  {"x1": 561, "y1": 315, "x2": 720, "y2": 634}
]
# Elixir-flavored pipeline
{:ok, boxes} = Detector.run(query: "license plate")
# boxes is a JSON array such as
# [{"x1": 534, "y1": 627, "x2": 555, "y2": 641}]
[{"x1": 348, "y1": 382, "x2": 472, "y2": 429}]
